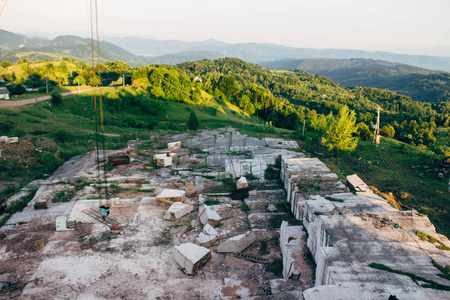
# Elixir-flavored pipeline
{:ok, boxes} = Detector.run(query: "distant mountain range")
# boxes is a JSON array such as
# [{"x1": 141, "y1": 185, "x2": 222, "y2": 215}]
[
  {"x1": 105, "y1": 36, "x2": 450, "y2": 72},
  {"x1": 2, "y1": 29, "x2": 450, "y2": 72},
  {"x1": 0, "y1": 30, "x2": 143, "y2": 65}
]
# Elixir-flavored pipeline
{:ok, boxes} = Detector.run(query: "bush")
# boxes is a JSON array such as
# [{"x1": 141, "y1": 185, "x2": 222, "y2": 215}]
[
  {"x1": 39, "y1": 152, "x2": 63, "y2": 173},
  {"x1": 52, "y1": 129, "x2": 73, "y2": 143},
  {"x1": 7, "y1": 83, "x2": 26, "y2": 95},
  {"x1": 187, "y1": 110, "x2": 199, "y2": 131},
  {"x1": 0, "y1": 122, "x2": 13, "y2": 134},
  {"x1": 51, "y1": 92, "x2": 63, "y2": 106},
  {"x1": 11, "y1": 127, "x2": 26, "y2": 137}
]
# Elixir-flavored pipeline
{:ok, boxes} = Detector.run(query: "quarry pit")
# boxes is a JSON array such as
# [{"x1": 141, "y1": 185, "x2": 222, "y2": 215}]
[{"x1": 0, "y1": 128, "x2": 449, "y2": 299}]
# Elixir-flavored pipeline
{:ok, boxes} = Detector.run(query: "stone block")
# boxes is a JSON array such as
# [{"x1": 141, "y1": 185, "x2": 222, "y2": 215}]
[
  {"x1": 157, "y1": 156, "x2": 172, "y2": 167},
  {"x1": 155, "y1": 189, "x2": 186, "y2": 206},
  {"x1": 163, "y1": 202, "x2": 193, "y2": 220},
  {"x1": 199, "y1": 206, "x2": 221, "y2": 226},
  {"x1": 154, "y1": 154, "x2": 167, "y2": 160},
  {"x1": 170, "y1": 152, "x2": 178, "y2": 161},
  {"x1": 196, "y1": 224, "x2": 219, "y2": 247},
  {"x1": 168, "y1": 141, "x2": 182, "y2": 152},
  {"x1": 173, "y1": 243, "x2": 211, "y2": 275},
  {"x1": 217, "y1": 231, "x2": 256, "y2": 253},
  {"x1": 236, "y1": 176, "x2": 249, "y2": 190},
  {"x1": 196, "y1": 233, "x2": 217, "y2": 248},
  {"x1": 6, "y1": 137, "x2": 18, "y2": 144},
  {"x1": 185, "y1": 182, "x2": 198, "y2": 198}
]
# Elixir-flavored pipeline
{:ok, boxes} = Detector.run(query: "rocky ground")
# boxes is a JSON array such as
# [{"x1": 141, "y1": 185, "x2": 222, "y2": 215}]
[{"x1": 0, "y1": 129, "x2": 314, "y2": 299}]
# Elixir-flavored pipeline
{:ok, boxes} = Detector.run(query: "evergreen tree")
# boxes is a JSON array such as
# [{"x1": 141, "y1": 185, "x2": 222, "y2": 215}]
[
  {"x1": 321, "y1": 106, "x2": 359, "y2": 152},
  {"x1": 187, "y1": 110, "x2": 199, "y2": 131}
]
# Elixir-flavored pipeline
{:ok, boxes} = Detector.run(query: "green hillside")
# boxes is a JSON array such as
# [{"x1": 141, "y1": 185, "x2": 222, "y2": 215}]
[
  {"x1": 262, "y1": 58, "x2": 450, "y2": 103},
  {"x1": 0, "y1": 57, "x2": 449, "y2": 236}
]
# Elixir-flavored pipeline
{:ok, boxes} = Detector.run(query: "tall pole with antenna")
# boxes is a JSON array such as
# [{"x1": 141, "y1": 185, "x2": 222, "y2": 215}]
[{"x1": 373, "y1": 105, "x2": 381, "y2": 146}]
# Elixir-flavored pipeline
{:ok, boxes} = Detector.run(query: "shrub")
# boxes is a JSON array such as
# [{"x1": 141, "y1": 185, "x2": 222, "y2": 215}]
[
  {"x1": 11, "y1": 127, "x2": 26, "y2": 137},
  {"x1": 187, "y1": 110, "x2": 199, "y2": 130},
  {"x1": 7, "y1": 83, "x2": 26, "y2": 95},
  {"x1": 241, "y1": 203, "x2": 250, "y2": 212},
  {"x1": 51, "y1": 92, "x2": 63, "y2": 106},
  {"x1": 39, "y1": 152, "x2": 63, "y2": 173},
  {"x1": 52, "y1": 129, "x2": 73, "y2": 143}
]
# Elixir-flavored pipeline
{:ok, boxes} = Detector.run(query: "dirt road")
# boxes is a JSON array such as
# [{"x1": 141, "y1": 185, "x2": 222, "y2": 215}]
[{"x1": 0, "y1": 87, "x2": 109, "y2": 108}]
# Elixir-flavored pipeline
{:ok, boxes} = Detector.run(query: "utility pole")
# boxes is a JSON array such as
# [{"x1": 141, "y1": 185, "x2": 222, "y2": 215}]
[
  {"x1": 302, "y1": 119, "x2": 306, "y2": 136},
  {"x1": 77, "y1": 79, "x2": 80, "y2": 94},
  {"x1": 373, "y1": 105, "x2": 381, "y2": 146},
  {"x1": 45, "y1": 75, "x2": 48, "y2": 94},
  {"x1": 123, "y1": 74, "x2": 125, "y2": 87}
]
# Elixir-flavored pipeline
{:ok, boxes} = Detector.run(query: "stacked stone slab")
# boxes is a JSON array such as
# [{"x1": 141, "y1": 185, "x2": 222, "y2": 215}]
[
  {"x1": 279, "y1": 156, "x2": 450, "y2": 299},
  {"x1": 217, "y1": 231, "x2": 256, "y2": 253},
  {"x1": 173, "y1": 243, "x2": 211, "y2": 275}
]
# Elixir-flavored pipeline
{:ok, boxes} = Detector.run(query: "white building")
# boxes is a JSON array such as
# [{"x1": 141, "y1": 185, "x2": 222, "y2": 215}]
[{"x1": 0, "y1": 87, "x2": 9, "y2": 100}]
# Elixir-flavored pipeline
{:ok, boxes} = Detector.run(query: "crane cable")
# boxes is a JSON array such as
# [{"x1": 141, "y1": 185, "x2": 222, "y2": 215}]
[
  {"x1": 88, "y1": 0, "x2": 108, "y2": 208},
  {"x1": 0, "y1": 0, "x2": 7, "y2": 16}
]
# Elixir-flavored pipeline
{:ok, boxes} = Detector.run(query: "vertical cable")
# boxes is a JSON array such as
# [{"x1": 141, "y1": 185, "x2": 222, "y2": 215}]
[{"x1": 94, "y1": 0, "x2": 109, "y2": 202}]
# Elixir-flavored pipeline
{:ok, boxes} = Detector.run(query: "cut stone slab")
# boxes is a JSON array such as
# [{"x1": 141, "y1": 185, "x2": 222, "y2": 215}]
[
  {"x1": 168, "y1": 141, "x2": 182, "y2": 151},
  {"x1": 185, "y1": 182, "x2": 198, "y2": 198},
  {"x1": 280, "y1": 221, "x2": 304, "y2": 279},
  {"x1": 236, "y1": 176, "x2": 249, "y2": 190},
  {"x1": 173, "y1": 243, "x2": 211, "y2": 275},
  {"x1": 155, "y1": 189, "x2": 186, "y2": 206},
  {"x1": 199, "y1": 206, "x2": 221, "y2": 226},
  {"x1": 217, "y1": 231, "x2": 256, "y2": 253},
  {"x1": 163, "y1": 202, "x2": 193, "y2": 220}
]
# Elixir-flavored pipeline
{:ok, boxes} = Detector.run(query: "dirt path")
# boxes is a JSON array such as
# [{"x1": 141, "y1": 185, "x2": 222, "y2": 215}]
[{"x1": 0, "y1": 87, "x2": 110, "y2": 108}]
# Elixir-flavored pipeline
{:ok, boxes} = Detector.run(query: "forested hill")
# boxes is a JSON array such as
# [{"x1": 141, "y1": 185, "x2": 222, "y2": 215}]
[
  {"x1": 172, "y1": 59, "x2": 448, "y2": 150},
  {"x1": 1, "y1": 57, "x2": 449, "y2": 154},
  {"x1": 261, "y1": 58, "x2": 450, "y2": 103}
]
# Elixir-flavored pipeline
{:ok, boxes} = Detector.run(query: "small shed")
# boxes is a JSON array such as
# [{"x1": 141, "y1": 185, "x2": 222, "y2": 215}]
[{"x1": 0, "y1": 87, "x2": 10, "y2": 100}]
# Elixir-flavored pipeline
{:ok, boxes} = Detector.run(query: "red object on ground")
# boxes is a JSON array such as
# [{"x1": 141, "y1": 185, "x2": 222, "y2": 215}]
[{"x1": 111, "y1": 226, "x2": 121, "y2": 230}]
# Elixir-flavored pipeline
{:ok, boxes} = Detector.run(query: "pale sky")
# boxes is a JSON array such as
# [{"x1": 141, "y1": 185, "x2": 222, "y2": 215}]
[{"x1": 1, "y1": 0, "x2": 449, "y2": 56}]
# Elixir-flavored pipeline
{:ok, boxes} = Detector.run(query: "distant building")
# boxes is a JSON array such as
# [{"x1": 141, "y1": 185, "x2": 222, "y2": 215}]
[
  {"x1": 194, "y1": 76, "x2": 203, "y2": 83},
  {"x1": 0, "y1": 87, "x2": 9, "y2": 100}
]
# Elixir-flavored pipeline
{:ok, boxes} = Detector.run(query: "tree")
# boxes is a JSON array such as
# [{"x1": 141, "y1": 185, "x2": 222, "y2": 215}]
[
  {"x1": 187, "y1": 110, "x2": 199, "y2": 131},
  {"x1": 7, "y1": 83, "x2": 26, "y2": 95},
  {"x1": 381, "y1": 124, "x2": 395, "y2": 138},
  {"x1": 1, "y1": 61, "x2": 12, "y2": 68},
  {"x1": 356, "y1": 122, "x2": 374, "y2": 141},
  {"x1": 73, "y1": 75, "x2": 86, "y2": 85},
  {"x1": 51, "y1": 92, "x2": 63, "y2": 106},
  {"x1": 321, "y1": 106, "x2": 359, "y2": 152}
]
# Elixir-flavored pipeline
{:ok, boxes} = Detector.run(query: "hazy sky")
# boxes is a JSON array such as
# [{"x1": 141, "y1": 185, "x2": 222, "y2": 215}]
[{"x1": 1, "y1": 0, "x2": 449, "y2": 56}]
